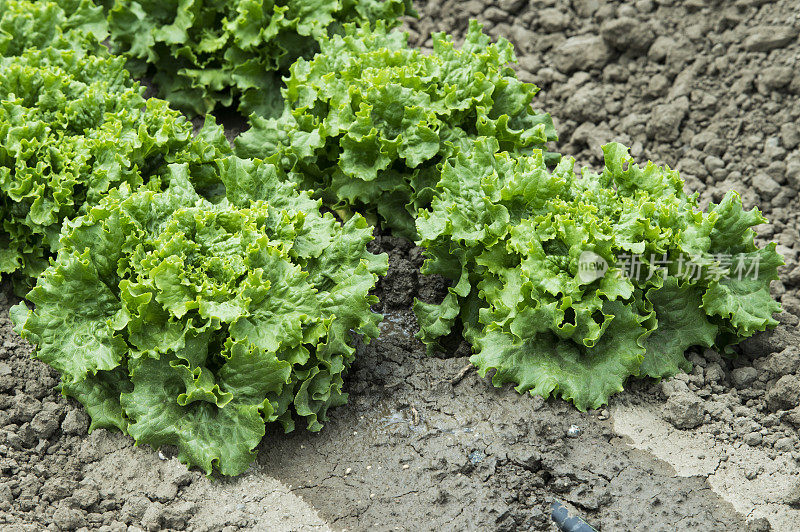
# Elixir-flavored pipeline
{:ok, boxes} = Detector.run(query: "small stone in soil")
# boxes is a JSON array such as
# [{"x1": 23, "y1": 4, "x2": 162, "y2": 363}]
[
  {"x1": 663, "y1": 392, "x2": 705, "y2": 429},
  {"x1": 61, "y1": 409, "x2": 89, "y2": 435},
  {"x1": 744, "y1": 432, "x2": 763, "y2": 447},
  {"x1": 746, "y1": 517, "x2": 772, "y2": 532},
  {"x1": 784, "y1": 479, "x2": 800, "y2": 507}
]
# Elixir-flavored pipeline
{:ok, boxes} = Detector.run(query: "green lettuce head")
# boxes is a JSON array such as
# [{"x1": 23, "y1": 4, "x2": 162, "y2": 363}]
[
  {"x1": 11, "y1": 157, "x2": 388, "y2": 475},
  {"x1": 0, "y1": 45, "x2": 230, "y2": 288},
  {"x1": 236, "y1": 20, "x2": 559, "y2": 239},
  {"x1": 416, "y1": 138, "x2": 782, "y2": 410},
  {"x1": 0, "y1": 0, "x2": 108, "y2": 56},
  {"x1": 102, "y1": 0, "x2": 415, "y2": 117}
]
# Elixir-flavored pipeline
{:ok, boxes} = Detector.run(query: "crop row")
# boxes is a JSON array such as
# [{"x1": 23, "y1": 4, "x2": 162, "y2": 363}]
[{"x1": 0, "y1": 0, "x2": 782, "y2": 475}]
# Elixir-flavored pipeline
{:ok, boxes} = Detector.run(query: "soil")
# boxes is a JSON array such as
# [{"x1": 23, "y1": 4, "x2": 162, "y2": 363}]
[{"x1": 2, "y1": 0, "x2": 800, "y2": 530}]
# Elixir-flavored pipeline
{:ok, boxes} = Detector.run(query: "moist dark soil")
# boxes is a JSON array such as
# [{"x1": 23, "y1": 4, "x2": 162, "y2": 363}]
[{"x1": 2, "y1": 0, "x2": 800, "y2": 530}]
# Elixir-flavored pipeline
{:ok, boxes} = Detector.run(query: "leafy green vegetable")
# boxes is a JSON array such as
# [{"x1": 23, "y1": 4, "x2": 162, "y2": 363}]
[
  {"x1": 236, "y1": 20, "x2": 558, "y2": 238},
  {"x1": 416, "y1": 139, "x2": 782, "y2": 410},
  {"x1": 0, "y1": 0, "x2": 108, "y2": 56},
  {"x1": 11, "y1": 158, "x2": 388, "y2": 475},
  {"x1": 101, "y1": 0, "x2": 415, "y2": 117},
  {"x1": 0, "y1": 43, "x2": 230, "y2": 288}
]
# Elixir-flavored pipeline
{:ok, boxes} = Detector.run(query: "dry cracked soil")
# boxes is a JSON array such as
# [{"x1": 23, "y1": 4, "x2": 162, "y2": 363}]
[{"x1": 2, "y1": 0, "x2": 800, "y2": 530}]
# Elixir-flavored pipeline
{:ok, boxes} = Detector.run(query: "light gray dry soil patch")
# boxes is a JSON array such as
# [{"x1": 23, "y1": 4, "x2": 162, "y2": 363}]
[
  {"x1": 78, "y1": 430, "x2": 330, "y2": 532},
  {"x1": 614, "y1": 403, "x2": 800, "y2": 530},
  {"x1": 256, "y1": 302, "x2": 748, "y2": 531}
]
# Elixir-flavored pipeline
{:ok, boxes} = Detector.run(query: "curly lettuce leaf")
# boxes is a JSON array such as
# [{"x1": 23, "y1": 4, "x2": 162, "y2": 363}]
[
  {"x1": 9, "y1": 250, "x2": 127, "y2": 384},
  {"x1": 472, "y1": 300, "x2": 647, "y2": 411},
  {"x1": 702, "y1": 244, "x2": 782, "y2": 338},
  {"x1": 121, "y1": 343, "x2": 285, "y2": 477},
  {"x1": 640, "y1": 277, "x2": 717, "y2": 378}
]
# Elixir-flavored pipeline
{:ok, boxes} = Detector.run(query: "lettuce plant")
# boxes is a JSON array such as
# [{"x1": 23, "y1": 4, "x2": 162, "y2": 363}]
[
  {"x1": 101, "y1": 0, "x2": 415, "y2": 117},
  {"x1": 0, "y1": 45, "x2": 230, "y2": 287},
  {"x1": 236, "y1": 21, "x2": 558, "y2": 238},
  {"x1": 11, "y1": 158, "x2": 388, "y2": 475},
  {"x1": 416, "y1": 139, "x2": 782, "y2": 410},
  {"x1": 0, "y1": 0, "x2": 107, "y2": 56}
]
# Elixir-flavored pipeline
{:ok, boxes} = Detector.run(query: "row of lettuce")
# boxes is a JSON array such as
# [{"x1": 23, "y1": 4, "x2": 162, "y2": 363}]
[{"x1": 1, "y1": 0, "x2": 782, "y2": 476}]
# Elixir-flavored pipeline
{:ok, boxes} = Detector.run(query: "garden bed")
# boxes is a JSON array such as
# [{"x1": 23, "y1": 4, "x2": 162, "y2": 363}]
[{"x1": 1, "y1": 0, "x2": 800, "y2": 530}]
